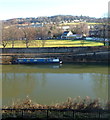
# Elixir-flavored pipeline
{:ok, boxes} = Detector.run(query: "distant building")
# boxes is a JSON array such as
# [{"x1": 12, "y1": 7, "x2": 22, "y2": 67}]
[
  {"x1": 61, "y1": 31, "x2": 73, "y2": 39},
  {"x1": 61, "y1": 31, "x2": 82, "y2": 39},
  {"x1": 17, "y1": 23, "x2": 43, "y2": 28}
]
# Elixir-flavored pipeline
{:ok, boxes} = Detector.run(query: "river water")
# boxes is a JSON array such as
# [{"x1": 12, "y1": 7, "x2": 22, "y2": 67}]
[{"x1": 1, "y1": 63, "x2": 109, "y2": 106}]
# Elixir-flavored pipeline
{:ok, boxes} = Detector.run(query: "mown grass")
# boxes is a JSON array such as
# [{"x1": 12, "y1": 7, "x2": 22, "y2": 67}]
[{"x1": 0, "y1": 39, "x2": 104, "y2": 48}]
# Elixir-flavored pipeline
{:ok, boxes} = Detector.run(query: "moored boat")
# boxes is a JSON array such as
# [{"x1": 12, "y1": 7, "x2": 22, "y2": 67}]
[{"x1": 12, "y1": 58, "x2": 62, "y2": 64}]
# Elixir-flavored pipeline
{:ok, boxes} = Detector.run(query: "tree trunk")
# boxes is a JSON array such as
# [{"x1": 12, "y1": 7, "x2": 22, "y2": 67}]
[
  {"x1": 12, "y1": 40, "x2": 14, "y2": 48},
  {"x1": 26, "y1": 40, "x2": 29, "y2": 48}
]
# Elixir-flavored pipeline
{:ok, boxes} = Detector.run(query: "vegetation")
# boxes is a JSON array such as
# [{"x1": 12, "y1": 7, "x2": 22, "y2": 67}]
[
  {"x1": 1, "y1": 15, "x2": 109, "y2": 48},
  {"x1": 3, "y1": 96, "x2": 110, "y2": 110},
  {"x1": 0, "y1": 39, "x2": 103, "y2": 48},
  {"x1": 2, "y1": 96, "x2": 110, "y2": 119},
  {"x1": 59, "y1": 22, "x2": 103, "y2": 26},
  {"x1": 4, "y1": 15, "x2": 107, "y2": 25}
]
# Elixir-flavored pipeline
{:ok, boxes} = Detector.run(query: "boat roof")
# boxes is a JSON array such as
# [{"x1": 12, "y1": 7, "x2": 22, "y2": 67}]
[{"x1": 17, "y1": 58, "x2": 59, "y2": 59}]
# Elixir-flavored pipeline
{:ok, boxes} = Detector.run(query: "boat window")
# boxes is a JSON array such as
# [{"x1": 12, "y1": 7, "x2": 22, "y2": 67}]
[
  {"x1": 27, "y1": 60, "x2": 30, "y2": 62},
  {"x1": 34, "y1": 60, "x2": 37, "y2": 61},
  {"x1": 18, "y1": 60, "x2": 23, "y2": 62}
]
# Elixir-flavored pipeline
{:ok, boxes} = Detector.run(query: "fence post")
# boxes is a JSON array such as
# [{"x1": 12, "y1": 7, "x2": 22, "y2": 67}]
[
  {"x1": 73, "y1": 110, "x2": 75, "y2": 119},
  {"x1": 47, "y1": 109, "x2": 49, "y2": 119},
  {"x1": 21, "y1": 110, "x2": 23, "y2": 118},
  {"x1": 98, "y1": 110, "x2": 101, "y2": 119}
]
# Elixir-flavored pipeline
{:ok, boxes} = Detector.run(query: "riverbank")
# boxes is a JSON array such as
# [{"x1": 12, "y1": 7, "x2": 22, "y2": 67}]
[
  {"x1": 2, "y1": 97, "x2": 110, "y2": 120},
  {"x1": 0, "y1": 46, "x2": 109, "y2": 64},
  {"x1": 3, "y1": 96, "x2": 110, "y2": 110}
]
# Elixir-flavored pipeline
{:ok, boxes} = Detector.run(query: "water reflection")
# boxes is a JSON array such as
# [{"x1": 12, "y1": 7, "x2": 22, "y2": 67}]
[
  {"x1": 2, "y1": 64, "x2": 109, "y2": 105},
  {"x1": 92, "y1": 73, "x2": 108, "y2": 101}
]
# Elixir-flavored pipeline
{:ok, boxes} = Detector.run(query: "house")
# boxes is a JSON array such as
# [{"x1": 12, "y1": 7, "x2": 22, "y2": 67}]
[{"x1": 61, "y1": 31, "x2": 73, "y2": 39}]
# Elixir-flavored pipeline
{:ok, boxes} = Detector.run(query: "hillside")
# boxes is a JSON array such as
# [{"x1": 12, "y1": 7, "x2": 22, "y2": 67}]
[{"x1": 4, "y1": 15, "x2": 107, "y2": 25}]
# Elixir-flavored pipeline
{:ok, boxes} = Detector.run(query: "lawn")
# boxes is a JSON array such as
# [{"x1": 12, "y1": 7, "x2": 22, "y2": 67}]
[
  {"x1": 0, "y1": 39, "x2": 104, "y2": 48},
  {"x1": 59, "y1": 22, "x2": 103, "y2": 26}
]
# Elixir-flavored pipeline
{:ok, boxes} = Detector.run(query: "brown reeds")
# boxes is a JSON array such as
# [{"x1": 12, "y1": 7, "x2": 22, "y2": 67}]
[
  {"x1": 2, "y1": 96, "x2": 110, "y2": 119},
  {"x1": 2, "y1": 96, "x2": 110, "y2": 110}
]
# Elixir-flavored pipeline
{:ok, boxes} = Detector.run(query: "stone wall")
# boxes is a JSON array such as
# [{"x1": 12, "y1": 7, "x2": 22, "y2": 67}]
[{"x1": 1, "y1": 46, "x2": 108, "y2": 54}]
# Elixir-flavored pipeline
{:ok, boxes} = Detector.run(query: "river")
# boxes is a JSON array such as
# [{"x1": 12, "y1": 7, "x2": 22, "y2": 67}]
[{"x1": 1, "y1": 63, "x2": 109, "y2": 106}]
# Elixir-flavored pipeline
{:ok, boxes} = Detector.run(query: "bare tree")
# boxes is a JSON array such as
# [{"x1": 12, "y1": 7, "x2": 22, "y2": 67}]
[
  {"x1": 0, "y1": 40, "x2": 9, "y2": 48},
  {"x1": 80, "y1": 39, "x2": 85, "y2": 46},
  {"x1": 35, "y1": 27, "x2": 48, "y2": 47},
  {"x1": 0, "y1": 22, "x2": 21, "y2": 48},
  {"x1": 20, "y1": 27, "x2": 36, "y2": 48},
  {"x1": 0, "y1": 23, "x2": 10, "y2": 48},
  {"x1": 77, "y1": 22, "x2": 89, "y2": 36},
  {"x1": 0, "y1": 21, "x2": 2, "y2": 48},
  {"x1": 6, "y1": 26, "x2": 18, "y2": 48}
]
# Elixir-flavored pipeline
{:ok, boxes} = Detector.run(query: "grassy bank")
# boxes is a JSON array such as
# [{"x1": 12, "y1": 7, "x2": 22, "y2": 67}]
[{"x1": 0, "y1": 39, "x2": 103, "y2": 48}]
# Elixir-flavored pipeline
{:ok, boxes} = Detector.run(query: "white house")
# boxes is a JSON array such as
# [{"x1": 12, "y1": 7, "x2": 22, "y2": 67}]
[
  {"x1": 61, "y1": 31, "x2": 73, "y2": 39},
  {"x1": 61, "y1": 31, "x2": 82, "y2": 39}
]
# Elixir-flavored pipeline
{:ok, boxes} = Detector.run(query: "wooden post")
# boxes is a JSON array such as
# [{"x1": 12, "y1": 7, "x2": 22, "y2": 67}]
[
  {"x1": 47, "y1": 109, "x2": 49, "y2": 118},
  {"x1": 21, "y1": 110, "x2": 23, "y2": 118},
  {"x1": 73, "y1": 110, "x2": 75, "y2": 119}
]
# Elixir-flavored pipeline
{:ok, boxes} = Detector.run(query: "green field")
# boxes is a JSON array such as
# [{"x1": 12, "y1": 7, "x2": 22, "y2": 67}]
[
  {"x1": 59, "y1": 22, "x2": 103, "y2": 26},
  {"x1": 0, "y1": 39, "x2": 104, "y2": 48}
]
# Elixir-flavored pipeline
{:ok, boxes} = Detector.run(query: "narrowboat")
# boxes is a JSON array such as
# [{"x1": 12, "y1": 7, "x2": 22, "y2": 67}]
[{"x1": 12, "y1": 58, "x2": 62, "y2": 64}]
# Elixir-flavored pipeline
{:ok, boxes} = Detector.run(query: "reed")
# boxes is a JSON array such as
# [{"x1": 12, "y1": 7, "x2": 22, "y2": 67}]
[
  {"x1": 2, "y1": 96, "x2": 110, "y2": 119},
  {"x1": 2, "y1": 96, "x2": 110, "y2": 110}
]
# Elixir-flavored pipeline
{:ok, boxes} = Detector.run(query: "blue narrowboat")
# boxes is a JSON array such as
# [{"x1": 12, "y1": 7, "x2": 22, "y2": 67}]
[{"x1": 12, "y1": 58, "x2": 62, "y2": 64}]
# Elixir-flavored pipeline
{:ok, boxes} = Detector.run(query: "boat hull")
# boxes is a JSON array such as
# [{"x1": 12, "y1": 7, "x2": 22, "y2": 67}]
[{"x1": 12, "y1": 58, "x2": 62, "y2": 64}]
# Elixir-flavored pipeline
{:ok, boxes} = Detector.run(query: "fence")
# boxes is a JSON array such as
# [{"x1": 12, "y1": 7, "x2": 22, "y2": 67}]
[{"x1": 1, "y1": 108, "x2": 110, "y2": 120}]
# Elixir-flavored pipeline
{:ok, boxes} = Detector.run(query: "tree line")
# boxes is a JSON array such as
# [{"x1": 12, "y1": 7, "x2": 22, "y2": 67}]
[
  {"x1": 1, "y1": 23, "x2": 64, "y2": 48},
  {"x1": 5, "y1": 15, "x2": 107, "y2": 25},
  {"x1": 0, "y1": 20, "x2": 109, "y2": 48}
]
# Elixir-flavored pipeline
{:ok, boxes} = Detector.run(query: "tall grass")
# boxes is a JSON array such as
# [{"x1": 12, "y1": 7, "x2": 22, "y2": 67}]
[
  {"x1": 2, "y1": 97, "x2": 110, "y2": 119},
  {"x1": 3, "y1": 96, "x2": 110, "y2": 110}
]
